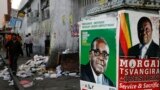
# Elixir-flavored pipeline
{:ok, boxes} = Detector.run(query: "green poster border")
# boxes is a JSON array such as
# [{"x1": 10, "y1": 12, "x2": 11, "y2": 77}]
[{"x1": 80, "y1": 28, "x2": 116, "y2": 86}]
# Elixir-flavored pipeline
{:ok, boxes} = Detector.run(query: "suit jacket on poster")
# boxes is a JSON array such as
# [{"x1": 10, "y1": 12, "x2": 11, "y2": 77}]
[
  {"x1": 128, "y1": 41, "x2": 159, "y2": 59},
  {"x1": 81, "y1": 63, "x2": 114, "y2": 87}
]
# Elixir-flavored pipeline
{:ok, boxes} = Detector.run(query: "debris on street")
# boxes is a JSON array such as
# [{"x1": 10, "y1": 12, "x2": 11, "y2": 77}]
[
  {"x1": 19, "y1": 79, "x2": 33, "y2": 88},
  {"x1": 0, "y1": 54, "x2": 79, "y2": 89},
  {"x1": 0, "y1": 67, "x2": 10, "y2": 80},
  {"x1": 16, "y1": 55, "x2": 79, "y2": 79}
]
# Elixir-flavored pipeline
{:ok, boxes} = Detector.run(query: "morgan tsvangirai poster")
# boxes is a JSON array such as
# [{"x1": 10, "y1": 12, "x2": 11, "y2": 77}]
[{"x1": 118, "y1": 10, "x2": 160, "y2": 90}]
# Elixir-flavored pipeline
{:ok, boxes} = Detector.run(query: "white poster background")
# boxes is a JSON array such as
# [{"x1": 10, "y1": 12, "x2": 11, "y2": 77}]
[{"x1": 80, "y1": 80, "x2": 116, "y2": 90}]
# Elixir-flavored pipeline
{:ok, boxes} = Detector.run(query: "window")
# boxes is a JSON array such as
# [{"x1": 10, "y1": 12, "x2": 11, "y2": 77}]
[
  {"x1": 41, "y1": 0, "x2": 50, "y2": 20},
  {"x1": 42, "y1": 8, "x2": 50, "y2": 20},
  {"x1": 81, "y1": 0, "x2": 97, "y2": 6}
]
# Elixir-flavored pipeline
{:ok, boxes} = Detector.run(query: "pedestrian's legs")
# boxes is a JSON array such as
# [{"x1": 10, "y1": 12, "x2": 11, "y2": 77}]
[
  {"x1": 29, "y1": 43, "x2": 33, "y2": 54},
  {"x1": 5, "y1": 48, "x2": 9, "y2": 59},
  {"x1": 12, "y1": 55, "x2": 18, "y2": 75},
  {"x1": 45, "y1": 47, "x2": 49, "y2": 55},
  {"x1": 20, "y1": 46, "x2": 23, "y2": 56},
  {"x1": 9, "y1": 56, "x2": 12, "y2": 69},
  {"x1": 26, "y1": 44, "x2": 30, "y2": 57},
  {"x1": 31, "y1": 43, "x2": 33, "y2": 53},
  {"x1": 9, "y1": 55, "x2": 14, "y2": 73}
]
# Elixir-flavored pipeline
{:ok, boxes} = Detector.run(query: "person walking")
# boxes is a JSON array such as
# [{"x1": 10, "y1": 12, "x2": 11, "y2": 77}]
[
  {"x1": 5, "y1": 33, "x2": 21, "y2": 75},
  {"x1": 4, "y1": 34, "x2": 12, "y2": 59},
  {"x1": 28, "y1": 33, "x2": 33, "y2": 54},
  {"x1": 24, "y1": 34, "x2": 30, "y2": 57},
  {"x1": 17, "y1": 34, "x2": 23, "y2": 56}
]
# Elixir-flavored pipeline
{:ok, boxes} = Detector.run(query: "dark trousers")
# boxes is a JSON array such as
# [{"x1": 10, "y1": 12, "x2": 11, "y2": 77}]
[
  {"x1": 29, "y1": 43, "x2": 33, "y2": 54},
  {"x1": 45, "y1": 47, "x2": 49, "y2": 55},
  {"x1": 5, "y1": 48, "x2": 9, "y2": 58},
  {"x1": 26, "y1": 44, "x2": 30, "y2": 57},
  {"x1": 9, "y1": 54, "x2": 19, "y2": 75},
  {"x1": 20, "y1": 46, "x2": 23, "y2": 56}
]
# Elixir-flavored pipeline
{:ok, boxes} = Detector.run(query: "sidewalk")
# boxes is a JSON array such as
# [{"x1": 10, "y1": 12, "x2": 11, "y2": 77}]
[{"x1": 0, "y1": 50, "x2": 80, "y2": 90}]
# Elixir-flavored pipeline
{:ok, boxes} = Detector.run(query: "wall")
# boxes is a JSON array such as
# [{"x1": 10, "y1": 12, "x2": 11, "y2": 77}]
[
  {"x1": 19, "y1": 0, "x2": 51, "y2": 54},
  {"x1": 48, "y1": 0, "x2": 79, "y2": 68},
  {"x1": 19, "y1": 0, "x2": 80, "y2": 68},
  {"x1": 19, "y1": 0, "x2": 29, "y2": 10},
  {"x1": 0, "y1": 0, "x2": 8, "y2": 28}
]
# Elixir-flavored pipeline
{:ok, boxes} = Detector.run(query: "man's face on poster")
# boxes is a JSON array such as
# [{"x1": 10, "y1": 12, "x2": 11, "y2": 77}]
[
  {"x1": 90, "y1": 41, "x2": 109, "y2": 75},
  {"x1": 138, "y1": 21, "x2": 152, "y2": 45}
]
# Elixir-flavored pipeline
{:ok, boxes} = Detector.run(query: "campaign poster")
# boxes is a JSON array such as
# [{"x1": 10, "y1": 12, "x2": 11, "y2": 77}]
[
  {"x1": 118, "y1": 10, "x2": 160, "y2": 90},
  {"x1": 80, "y1": 15, "x2": 117, "y2": 90}
]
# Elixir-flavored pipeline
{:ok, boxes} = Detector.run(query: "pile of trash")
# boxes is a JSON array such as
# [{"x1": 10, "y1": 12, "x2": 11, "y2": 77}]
[
  {"x1": 0, "y1": 67, "x2": 13, "y2": 85},
  {"x1": 0, "y1": 55, "x2": 79, "y2": 87},
  {"x1": 0, "y1": 67, "x2": 10, "y2": 80},
  {"x1": 17, "y1": 55, "x2": 79, "y2": 79},
  {"x1": 17, "y1": 55, "x2": 59, "y2": 79}
]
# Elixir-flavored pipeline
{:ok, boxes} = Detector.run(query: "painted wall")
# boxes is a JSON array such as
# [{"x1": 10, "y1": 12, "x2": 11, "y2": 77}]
[
  {"x1": 19, "y1": 0, "x2": 51, "y2": 54},
  {"x1": 18, "y1": 0, "x2": 29, "y2": 10},
  {"x1": 0, "y1": 0, "x2": 8, "y2": 28},
  {"x1": 19, "y1": 0, "x2": 80, "y2": 68},
  {"x1": 48, "y1": 0, "x2": 79, "y2": 67}
]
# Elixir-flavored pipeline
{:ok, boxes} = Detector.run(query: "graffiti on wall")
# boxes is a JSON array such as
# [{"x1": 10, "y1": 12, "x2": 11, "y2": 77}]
[{"x1": 31, "y1": 20, "x2": 52, "y2": 45}]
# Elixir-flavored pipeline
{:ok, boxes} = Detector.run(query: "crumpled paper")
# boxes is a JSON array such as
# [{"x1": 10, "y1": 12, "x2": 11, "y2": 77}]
[
  {"x1": 17, "y1": 55, "x2": 51, "y2": 78},
  {"x1": 56, "y1": 65, "x2": 62, "y2": 77}
]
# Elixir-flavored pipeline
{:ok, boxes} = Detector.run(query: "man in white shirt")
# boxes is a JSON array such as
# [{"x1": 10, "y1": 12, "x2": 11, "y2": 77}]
[
  {"x1": 24, "y1": 35, "x2": 30, "y2": 57},
  {"x1": 28, "y1": 33, "x2": 33, "y2": 54}
]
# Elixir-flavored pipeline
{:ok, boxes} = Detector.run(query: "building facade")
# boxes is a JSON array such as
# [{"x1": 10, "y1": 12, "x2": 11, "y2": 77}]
[
  {"x1": 18, "y1": 0, "x2": 80, "y2": 67},
  {"x1": 0, "y1": 0, "x2": 11, "y2": 30},
  {"x1": 18, "y1": 0, "x2": 160, "y2": 67}
]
